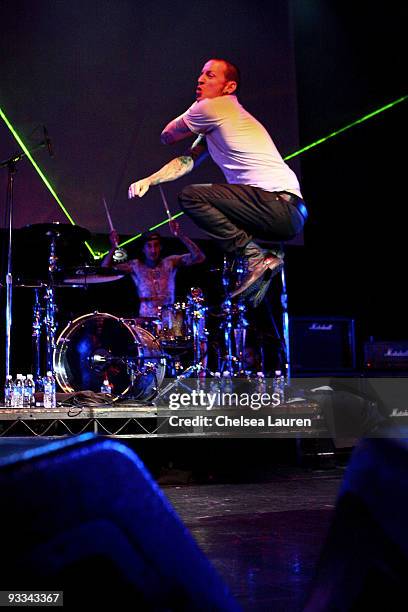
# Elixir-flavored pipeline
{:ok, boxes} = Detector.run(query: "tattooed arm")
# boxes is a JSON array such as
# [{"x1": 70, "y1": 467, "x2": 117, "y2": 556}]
[
  {"x1": 161, "y1": 116, "x2": 192, "y2": 144},
  {"x1": 128, "y1": 135, "x2": 208, "y2": 199}
]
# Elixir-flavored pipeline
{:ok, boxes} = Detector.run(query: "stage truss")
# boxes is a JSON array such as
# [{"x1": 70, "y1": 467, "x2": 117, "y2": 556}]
[{"x1": 0, "y1": 401, "x2": 324, "y2": 439}]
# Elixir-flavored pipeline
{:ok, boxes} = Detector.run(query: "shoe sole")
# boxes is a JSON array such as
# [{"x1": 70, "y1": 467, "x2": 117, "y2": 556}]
[
  {"x1": 230, "y1": 257, "x2": 283, "y2": 299},
  {"x1": 250, "y1": 275, "x2": 273, "y2": 307},
  {"x1": 249, "y1": 259, "x2": 283, "y2": 306}
]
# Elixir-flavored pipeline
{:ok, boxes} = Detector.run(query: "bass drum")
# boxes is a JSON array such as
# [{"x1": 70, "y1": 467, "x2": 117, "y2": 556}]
[{"x1": 54, "y1": 312, "x2": 165, "y2": 401}]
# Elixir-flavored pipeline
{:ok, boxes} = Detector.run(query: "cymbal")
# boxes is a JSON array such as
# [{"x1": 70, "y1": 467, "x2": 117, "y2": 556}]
[
  {"x1": 63, "y1": 265, "x2": 124, "y2": 285},
  {"x1": 20, "y1": 222, "x2": 91, "y2": 243},
  {"x1": 14, "y1": 279, "x2": 84, "y2": 289}
]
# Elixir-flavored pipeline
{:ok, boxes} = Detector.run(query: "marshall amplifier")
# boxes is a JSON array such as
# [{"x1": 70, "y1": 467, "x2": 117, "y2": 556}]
[
  {"x1": 364, "y1": 341, "x2": 408, "y2": 370},
  {"x1": 290, "y1": 317, "x2": 356, "y2": 373}
]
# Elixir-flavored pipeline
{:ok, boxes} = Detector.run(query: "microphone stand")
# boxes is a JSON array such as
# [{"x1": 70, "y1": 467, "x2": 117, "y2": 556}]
[{"x1": 1, "y1": 142, "x2": 47, "y2": 378}]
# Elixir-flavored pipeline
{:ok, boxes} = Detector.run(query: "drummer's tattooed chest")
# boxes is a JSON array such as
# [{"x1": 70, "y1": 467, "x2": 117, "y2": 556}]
[{"x1": 131, "y1": 260, "x2": 176, "y2": 315}]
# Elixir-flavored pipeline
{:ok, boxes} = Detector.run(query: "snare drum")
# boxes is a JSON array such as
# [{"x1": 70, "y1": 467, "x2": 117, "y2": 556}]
[{"x1": 54, "y1": 312, "x2": 165, "y2": 401}]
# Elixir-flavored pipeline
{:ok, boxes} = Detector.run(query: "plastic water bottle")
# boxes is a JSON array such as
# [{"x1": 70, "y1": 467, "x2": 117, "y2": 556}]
[
  {"x1": 222, "y1": 370, "x2": 233, "y2": 394},
  {"x1": 43, "y1": 371, "x2": 56, "y2": 408},
  {"x1": 209, "y1": 372, "x2": 221, "y2": 404},
  {"x1": 4, "y1": 374, "x2": 13, "y2": 407},
  {"x1": 100, "y1": 379, "x2": 113, "y2": 397},
  {"x1": 24, "y1": 374, "x2": 36, "y2": 408},
  {"x1": 35, "y1": 373, "x2": 44, "y2": 393},
  {"x1": 21, "y1": 375, "x2": 27, "y2": 406},
  {"x1": 13, "y1": 374, "x2": 24, "y2": 408},
  {"x1": 273, "y1": 370, "x2": 285, "y2": 405},
  {"x1": 256, "y1": 371, "x2": 266, "y2": 394}
]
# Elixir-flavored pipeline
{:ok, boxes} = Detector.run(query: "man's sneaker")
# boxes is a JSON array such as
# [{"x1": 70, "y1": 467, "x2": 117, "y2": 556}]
[
  {"x1": 230, "y1": 247, "x2": 283, "y2": 299},
  {"x1": 249, "y1": 249, "x2": 284, "y2": 306},
  {"x1": 249, "y1": 271, "x2": 273, "y2": 307}
]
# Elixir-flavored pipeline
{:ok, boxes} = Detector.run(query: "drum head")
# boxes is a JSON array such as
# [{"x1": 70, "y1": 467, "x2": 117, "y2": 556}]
[{"x1": 54, "y1": 312, "x2": 165, "y2": 401}]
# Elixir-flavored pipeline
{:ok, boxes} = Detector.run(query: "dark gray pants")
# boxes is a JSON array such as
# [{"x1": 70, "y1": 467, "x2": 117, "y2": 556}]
[{"x1": 178, "y1": 183, "x2": 305, "y2": 254}]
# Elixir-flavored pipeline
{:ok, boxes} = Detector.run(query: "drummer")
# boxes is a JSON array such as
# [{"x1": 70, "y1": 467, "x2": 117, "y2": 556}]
[{"x1": 101, "y1": 220, "x2": 205, "y2": 317}]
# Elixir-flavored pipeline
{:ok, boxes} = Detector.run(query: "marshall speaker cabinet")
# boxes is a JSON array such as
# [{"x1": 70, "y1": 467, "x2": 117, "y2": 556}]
[
  {"x1": 290, "y1": 317, "x2": 356, "y2": 373},
  {"x1": 364, "y1": 341, "x2": 408, "y2": 371}
]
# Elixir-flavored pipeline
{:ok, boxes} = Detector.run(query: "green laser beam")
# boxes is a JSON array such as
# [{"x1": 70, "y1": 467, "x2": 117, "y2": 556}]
[
  {"x1": 0, "y1": 106, "x2": 97, "y2": 258},
  {"x1": 284, "y1": 94, "x2": 408, "y2": 160}
]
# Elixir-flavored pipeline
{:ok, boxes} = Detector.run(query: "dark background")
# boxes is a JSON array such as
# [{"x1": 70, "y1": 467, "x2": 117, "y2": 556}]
[
  {"x1": 1, "y1": 0, "x2": 407, "y2": 377},
  {"x1": 290, "y1": 0, "x2": 407, "y2": 347}
]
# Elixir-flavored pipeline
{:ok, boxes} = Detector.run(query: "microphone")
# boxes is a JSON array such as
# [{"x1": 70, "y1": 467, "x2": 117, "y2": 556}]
[{"x1": 43, "y1": 126, "x2": 54, "y2": 158}]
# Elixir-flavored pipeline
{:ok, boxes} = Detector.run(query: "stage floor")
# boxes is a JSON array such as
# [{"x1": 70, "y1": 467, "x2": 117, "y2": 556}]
[{"x1": 163, "y1": 466, "x2": 345, "y2": 611}]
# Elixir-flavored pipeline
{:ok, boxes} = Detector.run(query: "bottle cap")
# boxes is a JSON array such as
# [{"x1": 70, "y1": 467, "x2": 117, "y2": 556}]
[{"x1": 46, "y1": 371, "x2": 53, "y2": 376}]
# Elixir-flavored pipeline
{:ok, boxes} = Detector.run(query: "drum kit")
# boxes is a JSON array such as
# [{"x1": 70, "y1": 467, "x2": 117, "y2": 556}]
[{"x1": 9, "y1": 222, "x2": 257, "y2": 403}]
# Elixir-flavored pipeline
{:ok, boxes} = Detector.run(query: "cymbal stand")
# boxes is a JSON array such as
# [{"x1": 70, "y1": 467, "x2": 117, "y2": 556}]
[
  {"x1": 187, "y1": 289, "x2": 208, "y2": 367},
  {"x1": 220, "y1": 256, "x2": 233, "y2": 373},
  {"x1": 280, "y1": 258, "x2": 291, "y2": 380},
  {"x1": 233, "y1": 301, "x2": 249, "y2": 373},
  {"x1": 261, "y1": 246, "x2": 290, "y2": 379},
  {"x1": 32, "y1": 289, "x2": 42, "y2": 387},
  {"x1": 3, "y1": 157, "x2": 16, "y2": 379},
  {"x1": 43, "y1": 231, "x2": 59, "y2": 373},
  {"x1": 1, "y1": 141, "x2": 48, "y2": 378},
  {"x1": 220, "y1": 255, "x2": 248, "y2": 375},
  {"x1": 221, "y1": 296, "x2": 234, "y2": 373}
]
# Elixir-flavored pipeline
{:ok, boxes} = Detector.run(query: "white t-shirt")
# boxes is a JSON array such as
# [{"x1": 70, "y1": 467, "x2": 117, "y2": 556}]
[{"x1": 182, "y1": 95, "x2": 302, "y2": 198}]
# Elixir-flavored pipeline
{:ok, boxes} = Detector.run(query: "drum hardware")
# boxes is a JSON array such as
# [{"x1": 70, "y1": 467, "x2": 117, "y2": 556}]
[
  {"x1": 23, "y1": 228, "x2": 63, "y2": 380},
  {"x1": 257, "y1": 247, "x2": 290, "y2": 379},
  {"x1": 62, "y1": 265, "x2": 124, "y2": 286},
  {"x1": 18, "y1": 223, "x2": 91, "y2": 382},
  {"x1": 154, "y1": 288, "x2": 211, "y2": 401},
  {"x1": 154, "y1": 363, "x2": 205, "y2": 403},
  {"x1": 1, "y1": 137, "x2": 58, "y2": 378},
  {"x1": 32, "y1": 288, "x2": 43, "y2": 389},
  {"x1": 154, "y1": 294, "x2": 204, "y2": 377},
  {"x1": 54, "y1": 312, "x2": 165, "y2": 402},
  {"x1": 230, "y1": 244, "x2": 291, "y2": 378},
  {"x1": 88, "y1": 349, "x2": 115, "y2": 369},
  {"x1": 20, "y1": 222, "x2": 91, "y2": 245},
  {"x1": 233, "y1": 301, "x2": 249, "y2": 373},
  {"x1": 44, "y1": 229, "x2": 59, "y2": 375},
  {"x1": 181, "y1": 287, "x2": 209, "y2": 372},
  {"x1": 280, "y1": 254, "x2": 291, "y2": 379},
  {"x1": 218, "y1": 255, "x2": 249, "y2": 375}
]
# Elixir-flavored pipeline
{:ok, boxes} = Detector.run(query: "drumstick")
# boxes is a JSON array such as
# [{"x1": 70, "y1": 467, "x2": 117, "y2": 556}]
[
  {"x1": 102, "y1": 196, "x2": 118, "y2": 246},
  {"x1": 101, "y1": 196, "x2": 127, "y2": 262},
  {"x1": 158, "y1": 185, "x2": 172, "y2": 221},
  {"x1": 102, "y1": 196, "x2": 115, "y2": 232}
]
